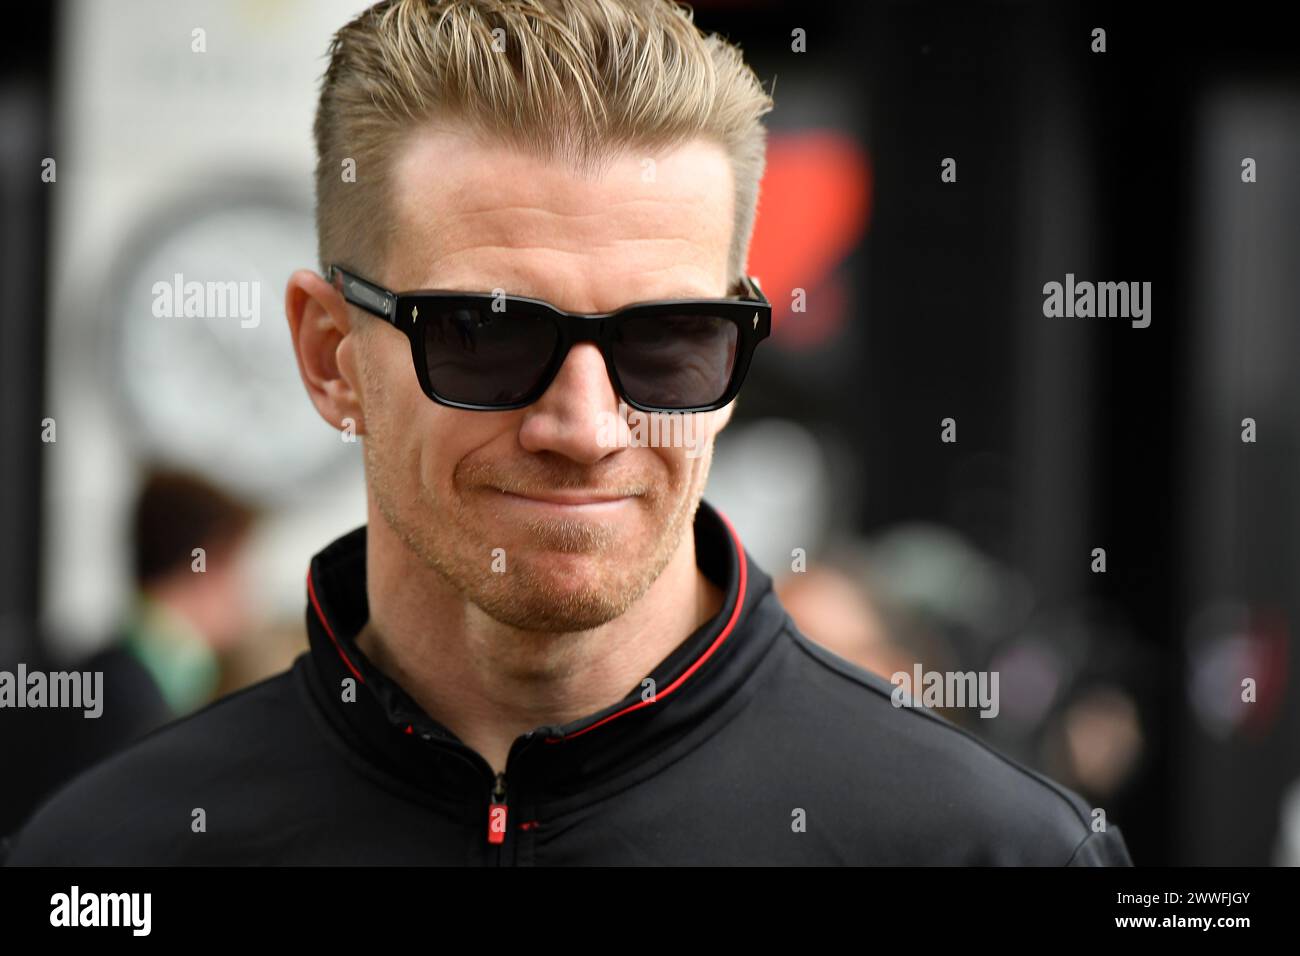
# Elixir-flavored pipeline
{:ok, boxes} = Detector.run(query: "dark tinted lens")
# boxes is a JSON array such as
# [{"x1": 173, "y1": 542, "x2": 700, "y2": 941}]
[
  {"x1": 421, "y1": 305, "x2": 557, "y2": 405},
  {"x1": 611, "y1": 313, "x2": 739, "y2": 408}
]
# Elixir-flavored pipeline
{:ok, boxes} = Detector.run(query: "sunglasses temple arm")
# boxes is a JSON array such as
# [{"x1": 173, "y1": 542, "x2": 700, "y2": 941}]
[
  {"x1": 744, "y1": 274, "x2": 770, "y2": 305},
  {"x1": 328, "y1": 265, "x2": 397, "y2": 322}
]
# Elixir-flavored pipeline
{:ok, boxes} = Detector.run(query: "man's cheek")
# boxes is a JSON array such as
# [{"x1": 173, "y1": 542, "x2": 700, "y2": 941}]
[{"x1": 662, "y1": 441, "x2": 709, "y2": 484}]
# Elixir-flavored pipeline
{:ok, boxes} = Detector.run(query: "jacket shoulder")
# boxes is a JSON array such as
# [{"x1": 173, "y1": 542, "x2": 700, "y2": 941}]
[
  {"x1": 2, "y1": 661, "x2": 310, "y2": 865},
  {"x1": 761, "y1": 625, "x2": 1133, "y2": 865}
]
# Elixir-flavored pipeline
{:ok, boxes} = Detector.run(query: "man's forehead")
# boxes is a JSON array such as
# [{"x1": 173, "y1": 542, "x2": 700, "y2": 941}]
[
  {"x1": 393, "y1": 123, "x2": 732, "y2": 198},
  {"x1": 392, "y1": 134, "x2": 730, "y2": 238},
  {"x1": 386, "y1": 126, "x2": 734, "y2": 303}
]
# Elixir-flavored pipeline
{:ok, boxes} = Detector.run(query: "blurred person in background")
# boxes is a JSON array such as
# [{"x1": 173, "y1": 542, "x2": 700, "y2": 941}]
[
  {"x1": 775, "y1": 554, "x2": 946, "y2": 684},
  {"x1": 92, "y1": 465, "x2": 261, "y2": 727},
  {"x1": 0, "y1": 466, "x2": 260, "y2": 835}
]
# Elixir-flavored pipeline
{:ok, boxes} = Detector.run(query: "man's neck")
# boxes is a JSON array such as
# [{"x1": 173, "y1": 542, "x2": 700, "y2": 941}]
[{"x1": 356, "y1": 517, "x2": 724, "y2": 776}]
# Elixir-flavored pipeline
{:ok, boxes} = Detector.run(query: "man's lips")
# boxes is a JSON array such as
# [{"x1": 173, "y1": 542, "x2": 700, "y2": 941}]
[
  {"x1": 488, "y1": 486, "x2": 642, "y2": 509},
  {"x1": 497, "y1": 488, "x2": 636, "y2": 506}
]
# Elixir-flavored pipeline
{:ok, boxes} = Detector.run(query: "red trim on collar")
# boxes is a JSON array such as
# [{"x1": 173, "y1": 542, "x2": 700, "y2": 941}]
[
  {"x1": 307, "y1": 566, "x2": 366, "y2": 684},
  {"x1": 544, "y1": 506, "x2": 748, "y2": 743}
]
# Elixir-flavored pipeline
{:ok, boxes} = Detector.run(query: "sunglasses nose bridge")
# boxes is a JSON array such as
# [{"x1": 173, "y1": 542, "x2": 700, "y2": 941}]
[
  {"x1": 556, "y1": 313, "x2": 615, "y2": 384},
  {"x1": 563, "y1": 312, "x2": 607, "y2": 344}
]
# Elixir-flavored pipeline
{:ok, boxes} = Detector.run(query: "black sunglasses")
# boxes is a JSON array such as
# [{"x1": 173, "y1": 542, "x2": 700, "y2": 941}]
[{"x1": 327, "y1": 265, "x2": 771, "y2": 413}]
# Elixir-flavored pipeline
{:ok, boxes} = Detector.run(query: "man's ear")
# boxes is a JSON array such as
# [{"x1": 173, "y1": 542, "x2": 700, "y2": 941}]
[{"x1": 285, "y1": 269, "x2": 368, "y2": 436}]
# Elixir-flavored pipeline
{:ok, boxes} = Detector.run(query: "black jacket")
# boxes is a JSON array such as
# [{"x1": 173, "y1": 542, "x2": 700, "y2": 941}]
[
  {"x1": 0, "y1": 641, "x2": 171, "y2": 838},
  {"x1": 2, "y1": 499, "x2": 1133, "y2": 865}
]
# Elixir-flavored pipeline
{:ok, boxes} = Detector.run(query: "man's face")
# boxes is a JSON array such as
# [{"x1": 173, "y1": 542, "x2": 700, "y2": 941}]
[{"x1": 344, "y1": 126, "x2": 737, "y2": 632}]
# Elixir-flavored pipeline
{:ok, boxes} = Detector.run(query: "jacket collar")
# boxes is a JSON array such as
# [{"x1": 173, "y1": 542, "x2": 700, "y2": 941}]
[{"x1": 301, "y1": 497, "x2": 784, "y2": 799}]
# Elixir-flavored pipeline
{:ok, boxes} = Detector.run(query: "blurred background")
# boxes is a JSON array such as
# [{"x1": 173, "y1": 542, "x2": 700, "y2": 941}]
[{"x1": 2, "y1": 0, "x2": 1298, "y2": 866}]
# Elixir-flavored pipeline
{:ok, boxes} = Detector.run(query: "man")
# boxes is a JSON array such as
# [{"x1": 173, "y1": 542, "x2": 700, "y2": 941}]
[{"x1": 4, "y1": 0, "x2": 1132, "y2": 865}]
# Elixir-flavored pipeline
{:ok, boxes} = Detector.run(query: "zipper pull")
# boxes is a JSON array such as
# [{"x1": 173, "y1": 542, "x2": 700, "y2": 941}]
[{"x1": 487, "y1": 771, "x2": 508, "y2": 845}]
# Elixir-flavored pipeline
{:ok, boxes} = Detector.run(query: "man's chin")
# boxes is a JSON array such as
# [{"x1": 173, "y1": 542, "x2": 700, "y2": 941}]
[
  {"x1": 471, "y1": 579, "x2": 631, "y2": 633},
  {"x1": 511, "y1": 551, "x2": 620, "y2": 596},
  {"x1": 447, "y1": 492, "x2": 681, "y2": 631}
]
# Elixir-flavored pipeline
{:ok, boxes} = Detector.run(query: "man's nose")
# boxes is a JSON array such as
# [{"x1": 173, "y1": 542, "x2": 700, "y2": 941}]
[{"x1": 516, "y1": 342, "x2": 623, "y2": 464}]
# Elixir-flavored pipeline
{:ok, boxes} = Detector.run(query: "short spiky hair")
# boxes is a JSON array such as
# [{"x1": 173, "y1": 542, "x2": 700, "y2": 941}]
[{"x1": 313, "y1": 0, "x2": 774, "y2": 288}]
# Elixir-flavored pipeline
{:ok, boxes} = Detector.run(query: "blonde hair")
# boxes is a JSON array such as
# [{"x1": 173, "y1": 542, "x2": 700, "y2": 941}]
[{"x1": 313, "y1": 0, "x2": 774, "y2": 290}]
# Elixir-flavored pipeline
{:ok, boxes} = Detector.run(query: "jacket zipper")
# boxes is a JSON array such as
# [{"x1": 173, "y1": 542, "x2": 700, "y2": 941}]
[
  {"x1": 411, "y1": 722, "x2": 548, "y2": 863},
  {"x1": 487, "y1": 771, "x2": 508, "y2": 855},
  {"x1": 411, "y1": 730, "x2": 520, "y2": 864},
  {"x1": 483, "y1": 729, "x2": 549, "y2": 863}
]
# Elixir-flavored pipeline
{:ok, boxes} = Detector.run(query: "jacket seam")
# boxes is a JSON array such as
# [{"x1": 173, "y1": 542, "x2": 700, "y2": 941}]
[{"x1": 1064, "y1": 829, "x2": 1098, "y2": 866}]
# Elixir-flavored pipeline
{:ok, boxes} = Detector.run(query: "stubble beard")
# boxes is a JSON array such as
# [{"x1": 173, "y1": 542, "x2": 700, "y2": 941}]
[{"x1": 365, "y1": 436, "x2": 713, "y2": 634}]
